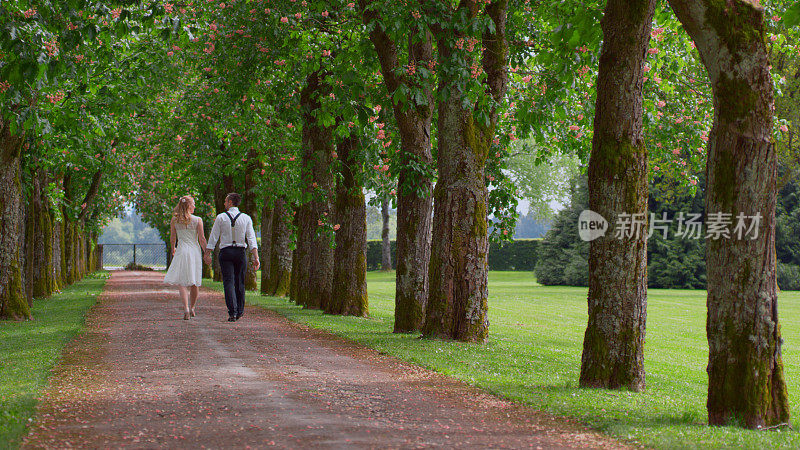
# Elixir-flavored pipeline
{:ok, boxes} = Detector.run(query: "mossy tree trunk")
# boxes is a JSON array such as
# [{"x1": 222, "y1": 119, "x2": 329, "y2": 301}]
[
  {"x1": 24, "y1": 186, "x2": 36, "y2": 305},
  {"x1": 63, "y1": 217, "x2": 75, "y2": 285},
  {"x1": 579, "y1": 0, "x2": 655, "y2": 392},
  {"x1": 54, "y1": 215, "x2": 64, "y2": 291},
  {"x1": 289, "y1": 211, "x2": 302, "y2": 303},
  {"x1": 295, "y1": 71, "x2": 335, "y2": 310},
  {"x1": 269, "y1": 197, "x2": 293, "y2": 297},
  {"x1": 327, "y1": 135, "x2": 368, "y2": 317},
  {"x1": 668, "y1": 0, "x2": 790, "y2": 428},
  {"x1": 0, "y1": 119, "x2": 30, "y2": 319},
  {"x1": 422, "y1": 0, "x2": 508, "y2": 343},
  {"x1": 260, "y1": 201, "x2": 274, "y2": 295},
  {"x1": 212, "y1": 181, "x2": 229, "y2": 282},
  {"x1": 380, "y1": 195, "x2": 392, "y2": 271},
  {"x1": 41, "y1": 193, "x2": 55, "y2": 295},
  {"x1": 362, "y1": 2, "x2": 434, "y2": 332},
  {"x1": 33, "y1": 169, "x2": 53, "y2": 298},
  {"x1": 244, "y1": 154, "x2": 258, "y2": 291}
]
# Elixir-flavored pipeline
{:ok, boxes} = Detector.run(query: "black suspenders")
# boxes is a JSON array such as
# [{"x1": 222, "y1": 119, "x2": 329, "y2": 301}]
[{"x1": 224, "y1": 211, "x2": 244, "y2": 246}]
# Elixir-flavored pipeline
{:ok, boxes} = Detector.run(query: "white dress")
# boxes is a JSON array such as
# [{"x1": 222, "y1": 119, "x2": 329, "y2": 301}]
[{"x1": 164, "y1": 215, "x2": 203, "y2": 287}]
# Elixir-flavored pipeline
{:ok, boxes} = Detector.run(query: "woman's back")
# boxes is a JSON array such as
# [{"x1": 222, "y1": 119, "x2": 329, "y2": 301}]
[{"x1": 175, "y1": 215, "x2": 199, "y2": 246}]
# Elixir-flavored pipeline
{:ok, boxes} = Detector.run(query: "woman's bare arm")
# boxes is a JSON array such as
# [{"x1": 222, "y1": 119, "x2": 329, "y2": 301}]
[
  {"x1": 170, "y1": 218, "x2": 177, "y2": 255},
  {"x1": 196, "y1": 218, "x2": 208, "y2": 250}
]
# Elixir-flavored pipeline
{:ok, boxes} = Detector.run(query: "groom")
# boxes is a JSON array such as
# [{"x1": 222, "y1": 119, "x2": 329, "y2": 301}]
[{"x1": 204, "y1": 193, "x2": 259, "y2": 322}]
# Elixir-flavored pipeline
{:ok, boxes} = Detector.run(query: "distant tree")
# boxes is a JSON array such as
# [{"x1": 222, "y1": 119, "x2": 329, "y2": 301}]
[{"x1": 534, "y1": 176, "x2": 588, "y2": 286}]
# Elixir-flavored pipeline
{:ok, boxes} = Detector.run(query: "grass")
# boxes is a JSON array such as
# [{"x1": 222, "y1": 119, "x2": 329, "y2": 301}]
[
  {"x1": 212, "y1": 270, "x2": 800, "y2": 449},
  {"x1": 0, "y1": 272, "x2": 108, "y2": 449}
]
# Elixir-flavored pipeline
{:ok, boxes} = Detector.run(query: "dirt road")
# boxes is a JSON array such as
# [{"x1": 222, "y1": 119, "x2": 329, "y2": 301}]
[{"x1": 22, "y1": 271, "x2": 627, "y2": 449}]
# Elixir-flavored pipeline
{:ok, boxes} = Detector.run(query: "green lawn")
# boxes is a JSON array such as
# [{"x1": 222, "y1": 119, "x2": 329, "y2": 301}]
[
  {"x1": 0, "y1": 272, "x2": 108, "y2": 449},
  {"x1": 222, "y1": 271, "x2": 800, "y2": 449}
]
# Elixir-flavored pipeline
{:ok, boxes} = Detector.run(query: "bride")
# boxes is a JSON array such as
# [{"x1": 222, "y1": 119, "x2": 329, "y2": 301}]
[{"x1": 163, "y1": 195, "x2": 207, "y2": 320}]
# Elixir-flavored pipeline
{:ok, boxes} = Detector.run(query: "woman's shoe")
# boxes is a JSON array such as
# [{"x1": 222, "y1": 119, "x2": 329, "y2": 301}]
[
  {"x1": 184, "y1": 311, "x2": 190, "y2": 320},
  {"x1": 190, "y1": 308, "x2": 196, "y2": 317}
]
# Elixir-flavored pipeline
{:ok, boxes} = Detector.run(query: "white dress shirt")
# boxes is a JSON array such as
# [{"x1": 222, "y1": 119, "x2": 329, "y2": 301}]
[{"x1": 206, "y1": 207, "x2": 258, "y2": 250}]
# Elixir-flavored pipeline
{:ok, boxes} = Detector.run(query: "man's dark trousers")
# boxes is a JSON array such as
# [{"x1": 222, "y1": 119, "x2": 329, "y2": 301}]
[{"x1": 219, "y1": 246, "x2": 247, "y2": 318}]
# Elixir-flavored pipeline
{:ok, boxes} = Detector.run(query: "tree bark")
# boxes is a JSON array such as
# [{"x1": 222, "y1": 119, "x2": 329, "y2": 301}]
[
  {"x1": 668, "y1": 0, "x2": 790, "y2": 428},
  {"x1": 295, "y1": 71, "x2": 335, "y2": 310},
  {"x1": 243, "y1": 156, "x2": 258, "y2": 292},
  {"x1": 380, "y1": 195, "x2": 392, "y2": 271},
  {"x1": 290, "y1": 211, "x2": 302, "y2": 303},
  {"x1": 260, "y1": 201, "x2": 274, "y2": 295},
  {"x1": 269, "y1": 197, "x2": 293, "y2": 297},
  {"x1": 212, "y1": 181, "x2": 228, "y2": 282},
  {"x1": 33, "y1": 169, "x2": 53, "y2": 298},
  {"x1": 579, "y1": 0, "x2": 655, "y2": 392},
  {"x1": 0, "y1": 119, "x2": 30, "y2": 319},
  {"x1": 24, "y1": 187, "x2": 36, "y2": 305},
  {"x1": 327, "y1": 135, "x2": 369, "y2": 316},
  {"x1": 422, "y1": 0, "x2": 508, "y2": 343},
  {"x1": 361, "y1": 1, "x2": 435, "y2": 332},
  {"x1": 53, "y1": 214, "x2": 64, "y2": 291}
]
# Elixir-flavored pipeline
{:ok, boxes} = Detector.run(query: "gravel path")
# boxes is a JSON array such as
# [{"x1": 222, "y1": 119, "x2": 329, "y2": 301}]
[{"x1": 22, "y1": 271, "x2": 629, "y2": 449}]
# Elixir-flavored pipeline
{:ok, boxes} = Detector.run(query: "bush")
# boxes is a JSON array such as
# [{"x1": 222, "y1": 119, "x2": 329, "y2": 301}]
[
  {"x1": 487, "y1": 239, "x2": 539, "y2": 271},
  {"x1": 778, "y1": 263, "x2": 800, "y2": 291},
  {"x1": 124, "y1": 262, "x2": 153, "y2": 271},
  {"x1": 366, "y1": 239, "x2": 539, "y2": 271}
]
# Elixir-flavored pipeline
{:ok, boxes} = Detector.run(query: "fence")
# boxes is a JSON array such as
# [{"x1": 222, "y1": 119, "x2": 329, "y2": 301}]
[{"x1": 101, "y1": 243, "x2": 167, "y2": 270}]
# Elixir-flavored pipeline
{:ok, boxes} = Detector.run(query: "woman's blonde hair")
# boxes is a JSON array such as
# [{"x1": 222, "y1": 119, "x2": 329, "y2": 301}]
[{"x1": 173, "y1": 195, "x2": 194, "y2": 225}]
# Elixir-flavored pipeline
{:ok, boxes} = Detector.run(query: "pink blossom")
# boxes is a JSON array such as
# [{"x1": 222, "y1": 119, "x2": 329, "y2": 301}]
[
  {"x1": 780, "y1": 125, "x2": 789, "y2": 132},
  {"x1": 321, "y1": 10, "x2": 329, "y2": 17},
  {"x1": 280, "y1": 16, "x2": 288, "y2": 23}
]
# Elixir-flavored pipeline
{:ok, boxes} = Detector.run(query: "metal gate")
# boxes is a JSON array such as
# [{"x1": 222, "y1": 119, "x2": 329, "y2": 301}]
[{"x1": 101, "y1": 243, "x2": 167, "y2": 270}]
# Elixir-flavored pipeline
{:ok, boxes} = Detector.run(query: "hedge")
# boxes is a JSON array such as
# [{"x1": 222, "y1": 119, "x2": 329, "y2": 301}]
[{"x1": 366, "y1": 239, "x2": 540, "y2": 271}]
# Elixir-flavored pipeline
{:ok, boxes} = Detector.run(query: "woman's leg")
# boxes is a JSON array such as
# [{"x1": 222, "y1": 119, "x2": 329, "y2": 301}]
[
  {"x1": 189, "y1": 285, "x2": 199, "y2": 315},
  {"x1": 178, "y1": 286, "x2": 189, "y2": 318}
]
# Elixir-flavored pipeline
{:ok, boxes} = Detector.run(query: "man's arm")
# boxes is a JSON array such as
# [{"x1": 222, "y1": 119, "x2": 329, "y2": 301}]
[{"x1": 204, "y1": 215, "x2": 221, "y2": 263}]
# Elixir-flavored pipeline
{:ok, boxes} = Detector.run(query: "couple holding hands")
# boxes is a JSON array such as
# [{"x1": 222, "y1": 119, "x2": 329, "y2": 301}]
[{"x1": 163, "y1": 193, "x2": 260, "y2": 321}]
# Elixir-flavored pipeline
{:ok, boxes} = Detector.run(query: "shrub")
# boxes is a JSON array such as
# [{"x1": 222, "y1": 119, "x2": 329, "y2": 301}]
[{"x1": 778, "y1": 263, "x2": 800, "y2": 291}]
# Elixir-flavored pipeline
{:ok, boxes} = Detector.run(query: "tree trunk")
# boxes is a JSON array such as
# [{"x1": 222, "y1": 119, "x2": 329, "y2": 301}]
[
  {"x1": 361, "y1": 3, "x2": 435, "y2": 332},
  {"x1": 24, "y1": 188, "x2": 35, "y2": 305},
  {"x1": 668, "y1": 0, "x2": 790, "y2": 428},
  {"x1": 95, "y1": 244, "x2": 103, "y2": 271},
  {"x1": 33, "y1": 170, "x2": 52, "y2": 298},
  {"x1": 269, "y1": 198, "x2": 293, "y2": 297},
  {"x1": 260, "y1": 201, "x2": 274, "y2": 295},
  {"x1": 289, "y1": 211, "x2": 302, "y2": 303},
  {"x1": 41, "y1": 195, "x2": 55, "y2": 296},
  {"x1": 244, "y1": 162, "x2": 258, "y2": 292},
  {"x1": 64, "y1": 218, "x2": 75, "y2": 285},
  {"x1": 296, "y1": 71, "x2": 335, "y2": 310},
  {"x1": 380, "y1": 195, "x2": 392, "y2": 271},
  {"x1": 0, "y1": 120, "x2": 30, "y2": 319},
  {"x1": 327, "y1": 135, "x2": 369, "y2": 316},
  {"x1": 212, "y1": 181, "x2": 228, "y2": 282},
  {"x1": 422, "y1": 0, "x2": 508, "y2": 343},
  {"x1": 53, "y1": 214, "x2": 63, "y2": 291},
  {"x1": 579, "y1": 0, "x2": 655, "y2": 392}
]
